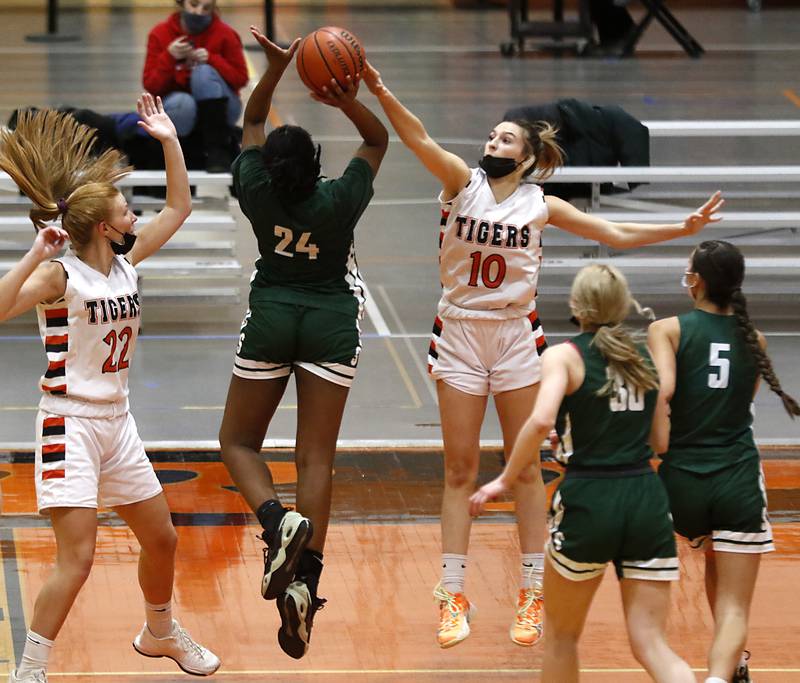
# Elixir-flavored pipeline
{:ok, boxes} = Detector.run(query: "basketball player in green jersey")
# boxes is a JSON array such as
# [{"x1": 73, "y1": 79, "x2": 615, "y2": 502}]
[
  {"x1": 218, "y1": 27, "x2": 388, "y2": 659},
  {"x1": 648, "y1": 240, "x2": 800, "y2": 683},
  {"x1": 470, "y1": 264, "x2": 695, "y2": 683}
]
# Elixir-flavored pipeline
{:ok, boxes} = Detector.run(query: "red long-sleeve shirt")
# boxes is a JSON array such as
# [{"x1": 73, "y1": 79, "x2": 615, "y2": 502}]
[{"x1": 143, "y1": 12, "x2": 248, "y2": 97}]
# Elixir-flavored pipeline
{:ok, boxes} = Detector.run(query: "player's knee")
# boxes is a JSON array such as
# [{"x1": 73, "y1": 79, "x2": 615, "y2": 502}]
[
  {"x1": 444, "y1": 460, "x2": 479, "y2": 489},
  {"x1": 58, "y1": 544, "x2": 96, "y2": 584}
]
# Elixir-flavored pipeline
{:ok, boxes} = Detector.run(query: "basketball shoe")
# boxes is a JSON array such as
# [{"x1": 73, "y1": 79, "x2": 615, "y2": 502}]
[
  {"x1": 433, "y1": 582, "x2": 476, "y2": 648},
  {"x1": 510, "y1": 586, "x2": 544, "y2": 646},
  {"x1": 261, "y1": 510, "x2": 313, "y2": 600},
  {"x1": 277, "y1": 580, "x2": 327, "y2": 659},
  {"x1": 732, "y1": 650, "x2": 752, "y2": 683},
  {"x1": 8, "y1": 670, "x2": 47, "y2": 683},
  {"x1": 133, "y1": 619, "x2": 221, "y2": 676}
]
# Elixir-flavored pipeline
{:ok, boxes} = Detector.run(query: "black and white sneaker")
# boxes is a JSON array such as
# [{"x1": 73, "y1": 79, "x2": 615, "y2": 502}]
[
  {"x1": 277, "y1": 580, "x2": 326, "y2": 659},
  {"x1": 261, "y1": 511, "x2": 313, "y2": 600},
  {"x1": 732, "y1": 650, "x2": 752, "y2": 683}
]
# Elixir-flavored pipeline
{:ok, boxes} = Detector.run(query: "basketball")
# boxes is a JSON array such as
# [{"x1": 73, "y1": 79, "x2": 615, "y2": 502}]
[{"x1": 296, "y1": 26, "x2": 366, "y2": 95}]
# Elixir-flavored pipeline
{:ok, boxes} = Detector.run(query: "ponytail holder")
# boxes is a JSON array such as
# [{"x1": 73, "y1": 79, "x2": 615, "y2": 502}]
[{"x1": 56, "y1": 198, "x2": 68, "y2": 215}]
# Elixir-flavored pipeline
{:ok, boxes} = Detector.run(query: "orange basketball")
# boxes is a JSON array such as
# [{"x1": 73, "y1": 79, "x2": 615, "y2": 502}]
[{"x1": 296, "y1": 26, "x2": 366, "y2": 95}]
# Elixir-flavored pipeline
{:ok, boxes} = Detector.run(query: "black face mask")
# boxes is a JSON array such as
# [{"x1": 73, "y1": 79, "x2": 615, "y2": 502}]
[
  {"x1": 479, "y1": 154, "x2": 521, "y2": 179},
  {"x1": 107, "y1": 224, "x2": 137, "y2": 256}
]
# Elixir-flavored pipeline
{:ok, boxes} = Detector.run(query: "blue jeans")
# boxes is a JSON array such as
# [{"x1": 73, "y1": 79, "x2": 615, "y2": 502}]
[{"x1": 112, "y1": 64, "x2": 242, "y2": 138}]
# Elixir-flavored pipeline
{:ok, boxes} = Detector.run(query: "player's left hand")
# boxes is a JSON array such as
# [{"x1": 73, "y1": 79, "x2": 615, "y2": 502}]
[
  {"x1": 136, "y1": 93, "x2": 177, "y2": 142},
  {"x1": 310, "y1": 75, "x2": 360, "y2": 108},
  {"x1": 683, "y1": 190, "x2": 724, "y2": 235},
  {"x1": 249, "y1": 26, "x2": 299, "y2": 70},
  {"x1": 468, "y1": 477, "x2": 508, "y2": 517}
]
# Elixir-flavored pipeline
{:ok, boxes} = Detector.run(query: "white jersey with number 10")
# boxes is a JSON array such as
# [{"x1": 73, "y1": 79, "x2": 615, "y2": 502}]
[{"x1": 437, "y1": 167, "x2": 548, "y2": 320}]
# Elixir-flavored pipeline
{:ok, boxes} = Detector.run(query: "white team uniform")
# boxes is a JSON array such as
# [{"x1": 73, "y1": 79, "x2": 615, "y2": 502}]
[
  {"x1": 428, "y1": 168, "x2": 549, "y2": 395},
  {"x1": 34, "y1": 250, "x2": 162, "y2": 512}
]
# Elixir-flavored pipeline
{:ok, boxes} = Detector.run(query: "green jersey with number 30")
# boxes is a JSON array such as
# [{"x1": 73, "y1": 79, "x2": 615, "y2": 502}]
[
  {"x1": 232, "y1": 147, "x2": 374, "y2": 317},
  {"x1": 663, "y1": 309, "x2": 759, "y2": 473},
  {"x1": 555, "y1": 332, "x2": 657, "y2": 468}
]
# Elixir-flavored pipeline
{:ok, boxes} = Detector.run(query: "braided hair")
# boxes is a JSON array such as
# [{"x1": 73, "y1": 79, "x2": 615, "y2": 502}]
[
  {"x1": 262, "y1": 125, "x2": 321, "y2": 203},
  {"x1": 691, "y1": 240, "x2": 799, "y2": 417}
]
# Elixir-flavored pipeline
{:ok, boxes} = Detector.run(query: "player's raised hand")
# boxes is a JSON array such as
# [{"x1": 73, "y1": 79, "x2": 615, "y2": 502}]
[
  {"x1": 31, "y1": 225, "x2": 69, "y2": 261},
  {"x1": 683, "y1": 191, "x2": 725, "y2": 235},
  {"x1": 310, "y1": 75, "x2": 360, "y2": 109},
  {"x1": 249, "y1": 26, "x2": 300, "y2": 70},
  {"x1": 136, "y1": 93, "x2": 177, "y2": 142},
  {"x1": 361, "y1": 60, "x2": 387, "y2": 96}
]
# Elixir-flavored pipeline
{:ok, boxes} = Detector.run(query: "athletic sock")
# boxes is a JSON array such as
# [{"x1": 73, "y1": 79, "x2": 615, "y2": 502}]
[
  {"x1": 256, "y1": 499, "x2": 286, "y2": 540},
  {"x1": 145, "y1": 599, "x2": 174, "y2": 639},
  {"x1": 441, "y1": 554, "x2": 468, "y2": 594},
  {"x1": 17, "y1": 630, "x2": 54, "y2": 676},
  {"x1": 296, "y1": 548, "x2": 324, "y2": 598},
  {"x1": 705, "y1": 678, "x2": 726, "y2": 683},
  {"x1": 521, "y1": 552, "x2": 545, "y2": 590}
]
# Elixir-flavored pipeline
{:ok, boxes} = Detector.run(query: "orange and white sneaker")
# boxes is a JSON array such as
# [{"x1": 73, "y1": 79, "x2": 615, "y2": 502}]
[
  {"x1": 510, "y1": 586, "x2": 544, "y2": 646},
  {"x1": 433, "y1": 582, "x2": 476, "y2": 648}
]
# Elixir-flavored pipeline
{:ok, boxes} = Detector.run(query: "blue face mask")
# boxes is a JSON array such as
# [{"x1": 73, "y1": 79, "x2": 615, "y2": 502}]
[{"x1": 181, "y1": 11, "x2": 212, "y2": 35}]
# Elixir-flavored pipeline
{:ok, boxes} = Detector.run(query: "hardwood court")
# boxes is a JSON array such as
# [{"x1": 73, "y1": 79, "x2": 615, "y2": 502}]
[{"x1": 1, "y1": 450, "x2": 798, "y2": 682}]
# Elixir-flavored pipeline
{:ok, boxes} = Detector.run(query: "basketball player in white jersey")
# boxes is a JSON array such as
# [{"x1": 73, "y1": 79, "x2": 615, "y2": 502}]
[
  {"x1": 362, "y1": 61, "x2": 724, "y2": 649},
  {"x1": 0, "y1": 95, "x2": 219, "y2": 682}
]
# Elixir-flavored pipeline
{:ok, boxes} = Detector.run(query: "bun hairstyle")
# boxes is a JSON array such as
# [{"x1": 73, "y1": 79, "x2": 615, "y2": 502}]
[
  {"x1": 570, "y1": 263, "x2": 659, "y2": 397},
  {"x1": 506, "y1": 119, "x2": 564, "y2": 182},
  {"x1": 0, "y1": 109, "x2": 131, "y2": 249},
  {"x1": 691, "y1": 240, "x2": 799, "y2": 417},
  {"x1": 262, "y1": 125, "x2": 321, "y2": 203}
]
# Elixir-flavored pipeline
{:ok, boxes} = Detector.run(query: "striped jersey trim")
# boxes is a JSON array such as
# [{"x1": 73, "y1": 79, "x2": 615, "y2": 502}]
[{"x1": 344, "y1": 240, "x2": 366, "y2": 320}]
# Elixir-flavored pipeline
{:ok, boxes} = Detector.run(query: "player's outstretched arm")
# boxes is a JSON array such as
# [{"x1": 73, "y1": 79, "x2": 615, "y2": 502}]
[
  {"x1": 128, "y1": 93, "x2": 191, "y2": 266},
  {"x1": 546, "y1": 191, "x2": 724, "y2": 249},
  {"x1": 0, "y1": 227, "x2": 68, "y2": 322},
  {"x1": 362, "y1": 61, "x2": 469, "y2": 199},
  {"x1": 469, "y1": 346, "x2": 572, "y2": 516},
  {"x1": 242, "y1": 27, "x2": 300, "y2": 148}
]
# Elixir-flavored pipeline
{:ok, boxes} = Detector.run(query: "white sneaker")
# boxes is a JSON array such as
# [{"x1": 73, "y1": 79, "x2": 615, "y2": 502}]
[
  {"x1": 133, "y1": 619, "x2": 220, "y2": 676},
  {"x1": 8, "y1": 670, "x2": 47, "y2": 683}
]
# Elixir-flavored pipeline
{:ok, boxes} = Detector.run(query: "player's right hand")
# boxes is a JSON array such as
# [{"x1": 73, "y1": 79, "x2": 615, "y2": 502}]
[
  {"x1": 168, "y1": 36, "x2": 193, "y2": 60},
  {"x1": 32, "y1": 225, "x2": 69, "y2": 261}
]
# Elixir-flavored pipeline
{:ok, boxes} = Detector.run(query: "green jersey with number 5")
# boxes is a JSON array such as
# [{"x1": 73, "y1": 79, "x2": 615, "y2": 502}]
[
  {"x1": 555, "y1": 332, "x2": 657, "y2": 468},
  {"x1": 232, "y1": 147, "x2": 374, "y2": 318},
  {"x1": 663, "y1": 309, "x2": 759, "y2": 473}
]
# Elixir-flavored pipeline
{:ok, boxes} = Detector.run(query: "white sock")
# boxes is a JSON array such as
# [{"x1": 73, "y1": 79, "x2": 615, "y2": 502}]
[
  {"x1": 521, "y1": 552, "x2": 544, "y2": 590},
  {"x1": 705, "y1": 678, "x2": 727, "y2": 683},
  {"x1": 17, "y1": 630, "x2": 54, "y2": 676},
  {"x1": 441, "y1": 554, "x2": 468, "y2": 593},
  {"x1": 145, "y1": 600, "x2": 174, "y2": 639}
]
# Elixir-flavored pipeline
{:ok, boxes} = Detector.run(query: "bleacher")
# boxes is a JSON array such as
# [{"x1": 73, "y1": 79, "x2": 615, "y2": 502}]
[{"x1": 1, "y1": 119, "x2": 799, "y2": 323}]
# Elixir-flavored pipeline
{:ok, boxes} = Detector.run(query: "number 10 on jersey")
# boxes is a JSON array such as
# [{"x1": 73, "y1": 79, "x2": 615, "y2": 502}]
[{"x1": 467, "y1": 251, "x2": 507, "y2": 289}]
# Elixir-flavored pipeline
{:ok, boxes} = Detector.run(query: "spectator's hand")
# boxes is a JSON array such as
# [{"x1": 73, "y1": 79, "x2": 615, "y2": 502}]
[
  {"x1": 31, "y1": 226, "x2": 69, "y2": 262},
  {"x1": 168, "y1": 36, "x2": 193, "y2": 60},
  {"x1": 362, "y1": 61, "x2": 387, "y2": 96},
  {"x1": 192, "y1": 47, "x2": 209, "y2": 64},
  {"x1": 310, "y1": 75, "x2": 360, "y2": 109},
  {"x1": 683, "y1": 191, "x2": 724, "y2": 235},
  {"x1": 468, "y1": 476, "x2": 508, "y2": 517},
  {"x1": 249, "y1": 26, "x2": 300, "y2": 71},
  {"x1": 136, "y1": 93, "x2": 177, "y2": 142}
]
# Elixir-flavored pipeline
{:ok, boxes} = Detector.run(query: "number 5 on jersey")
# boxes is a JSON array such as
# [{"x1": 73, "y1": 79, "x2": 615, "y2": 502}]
[{"x1": 274, "y1": 226, "x2": 319, "y2": 260}]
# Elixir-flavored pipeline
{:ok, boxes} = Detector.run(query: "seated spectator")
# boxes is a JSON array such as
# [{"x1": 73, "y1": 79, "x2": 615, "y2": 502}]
[{"x1": 143, "y1": 0, "x2": 248, "y2": 172}]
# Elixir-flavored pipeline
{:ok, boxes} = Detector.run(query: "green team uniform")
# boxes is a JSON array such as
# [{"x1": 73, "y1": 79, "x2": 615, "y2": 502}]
[
  {"x1": 548, "y1": 332, "x2": 678, "y2": 582},
  {"x1": 231, "y1": 148, "x2": 374, "y2": 386},
  {"x1": 659, "y1": 310, "x2": 774, "y2": 553}
]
